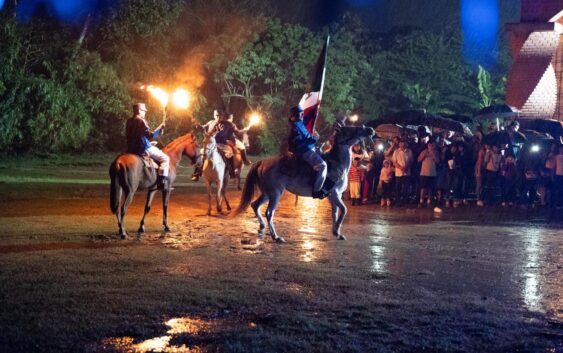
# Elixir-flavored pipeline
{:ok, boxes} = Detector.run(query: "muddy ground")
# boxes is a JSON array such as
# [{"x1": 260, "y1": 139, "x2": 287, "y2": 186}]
[{"x1": 0, "y1": 161, "x2": 561, "y2": 353}]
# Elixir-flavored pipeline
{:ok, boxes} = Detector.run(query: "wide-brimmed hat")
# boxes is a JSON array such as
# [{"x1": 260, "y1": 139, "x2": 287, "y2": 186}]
[{"x1": 133, "y1": 103, "x2": 147, "y2": 112}]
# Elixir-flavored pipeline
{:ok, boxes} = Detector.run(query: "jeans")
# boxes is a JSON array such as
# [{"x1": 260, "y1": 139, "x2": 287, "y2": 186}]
[{"x1": 301, "y1": 149, "x2": 327, "y2": 192}]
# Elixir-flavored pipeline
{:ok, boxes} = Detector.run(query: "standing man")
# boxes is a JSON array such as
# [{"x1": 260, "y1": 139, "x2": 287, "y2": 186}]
[
  {"x1": 391, "y1": 138, "x2": 413, "y2": 206},
  {"x1": 126, "y1": 103, "x2": 169, "y2": 189},
  {"x1": 287, "y1": 105, "x2": 329, "y2": 199}
]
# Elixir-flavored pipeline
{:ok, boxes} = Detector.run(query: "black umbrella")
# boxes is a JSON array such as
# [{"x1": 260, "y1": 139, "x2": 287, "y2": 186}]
[
  {"x1": 520, "y1": 129, "x2": 554, "y2": 142},
  {"x1": 474, "y1": 104, "x2": 521, "y2": 120},
  {"x1": 442, "y1": 113, "x2": 474, "y2": 124},
  {"x1": 367, "y1": 110, "x2": 472, "y2": 135},
  {"x1": 515, "y1": 119, "x2": 563, "y2": 139},
  {"x1": 484, "y1": 130, "x2": 527, "y2": 145}
]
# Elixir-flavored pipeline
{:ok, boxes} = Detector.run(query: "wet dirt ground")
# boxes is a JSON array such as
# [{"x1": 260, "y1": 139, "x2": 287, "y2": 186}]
[{"x1": 0, "y1": 165, "x2": 562, "y2": 352}]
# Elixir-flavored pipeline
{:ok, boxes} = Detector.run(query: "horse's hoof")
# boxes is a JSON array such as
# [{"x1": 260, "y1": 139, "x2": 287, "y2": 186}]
[
  {"x1": 138, "y1": 227, "x2": 145, "y2": 234},
  {"x1": 237, "y1": 187, "x2": 242, "y2": 191},
  {"x1": 227, "y1": 206, "x2": 232, "y2": 211},
  {"x1": 336, "y1": 234, "x2": 347, "y2": 240},
  {"x1": 164, "y1": 226, "x2": 171, "y2": 232},
  {"x1": 274, "y1": 237, "x2": 286, "y2": 244},
  {"x1": 120, "y1": 233, "x2": 128, "y2": 240}
]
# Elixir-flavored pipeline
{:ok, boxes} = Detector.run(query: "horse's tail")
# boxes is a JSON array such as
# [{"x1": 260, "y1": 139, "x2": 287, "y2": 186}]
[
  {"x1": 109, "y1": 162, "x2": 122, "y2": 215},
  {"x1": 230, "y1": 161, "x2": 260, "y2": 218}
]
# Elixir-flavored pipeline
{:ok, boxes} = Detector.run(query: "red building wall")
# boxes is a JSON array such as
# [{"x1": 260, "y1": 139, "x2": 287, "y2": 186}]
[{"x1": 506, "y1": 0, "x2": 563, "y2": 121}]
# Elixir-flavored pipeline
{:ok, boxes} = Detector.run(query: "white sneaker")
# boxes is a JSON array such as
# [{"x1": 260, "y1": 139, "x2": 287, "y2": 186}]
[
  {"x1": 463, "y1": 199, "x2": 469, "y2": 205},
  {"x1": 501, "y1": 202, "x2": 507, "y2": 207},
  {"x1": 386, "y1": 200, "x2": 391, "y2": 207},
  {"x1": 380, "y1": 200, "x2": 385, "y2": 206},
  {"x1": 476, "y1": 200, "x2": 484, "y2": 207},
  {"x1": 453, "y1": 201, "x2": 460, "y2": 208}
]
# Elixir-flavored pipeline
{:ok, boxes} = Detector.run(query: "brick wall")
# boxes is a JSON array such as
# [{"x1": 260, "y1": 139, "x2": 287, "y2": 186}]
[
  {"x1": 554, "y1": 36, "x2": 563, "y2": 121},
  {"x1": 506, "y1": 31, "x2": 560, "y2": 119}
]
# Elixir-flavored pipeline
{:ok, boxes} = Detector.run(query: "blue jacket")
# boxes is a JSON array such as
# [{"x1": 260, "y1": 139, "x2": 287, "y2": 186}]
[
  {"x1": 288, "y1": 119, "x2": 317, "y2": 155},
  {"x1": 126, "y1": 116, "x2": 163, "y2": 155}
]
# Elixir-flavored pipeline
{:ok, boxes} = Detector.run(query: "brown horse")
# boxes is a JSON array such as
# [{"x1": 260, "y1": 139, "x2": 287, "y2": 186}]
[{"x1": 109, "y1": 133, "x2": 200, "y2": 238}]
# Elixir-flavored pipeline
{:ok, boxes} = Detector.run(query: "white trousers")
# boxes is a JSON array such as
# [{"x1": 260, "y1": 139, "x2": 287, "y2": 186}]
[{"x1": 147, "y1": 146, "x2": 170, "y2": 177}]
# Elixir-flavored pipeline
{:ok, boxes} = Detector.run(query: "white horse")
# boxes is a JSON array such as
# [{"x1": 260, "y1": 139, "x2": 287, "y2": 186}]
[
  {"x1": 202, "y1": 133, "x2": 231, "y2": 215},
  {"x1": 231, "y1": 125, "x2": 375, "y2": 242}
]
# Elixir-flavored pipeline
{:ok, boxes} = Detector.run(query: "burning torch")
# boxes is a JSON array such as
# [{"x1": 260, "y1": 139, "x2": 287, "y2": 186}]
[{"x1": 143, "y1": 85, "x2": 191, "y2": 124}]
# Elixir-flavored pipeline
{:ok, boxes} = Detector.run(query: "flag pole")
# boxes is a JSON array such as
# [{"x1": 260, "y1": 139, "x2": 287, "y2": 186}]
[{"x1": 312, "y1": 35, "x2": 330, "y2": 133}]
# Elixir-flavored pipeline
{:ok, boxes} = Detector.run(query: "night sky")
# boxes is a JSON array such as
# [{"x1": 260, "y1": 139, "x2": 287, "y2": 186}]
[{"x1": 4, "y1": 0, "x2": 522, "y2": 68}]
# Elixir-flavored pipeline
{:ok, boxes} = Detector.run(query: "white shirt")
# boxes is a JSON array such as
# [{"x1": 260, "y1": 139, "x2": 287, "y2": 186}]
[{"x1": 392, "y1": 148, "x2": 413, "y2": 177}]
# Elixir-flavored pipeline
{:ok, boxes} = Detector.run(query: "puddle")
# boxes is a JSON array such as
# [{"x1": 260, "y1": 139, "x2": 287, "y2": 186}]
[{"x1": 93, "y1": 316, "x2": 247, "y2": 353}]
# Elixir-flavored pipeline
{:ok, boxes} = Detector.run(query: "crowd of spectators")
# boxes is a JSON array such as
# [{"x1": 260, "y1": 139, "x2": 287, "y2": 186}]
[{"x1": 346, "y1": 124, "x2": 563, "y2": 212}]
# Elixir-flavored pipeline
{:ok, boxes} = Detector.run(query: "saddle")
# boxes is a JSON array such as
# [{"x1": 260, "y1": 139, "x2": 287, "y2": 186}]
[
  {"x1": 280, "y1": 152, "x2": 336, "y2": 190},
  {"x1": 134, "y1": 153, "x2": 160, "y2": 181}
]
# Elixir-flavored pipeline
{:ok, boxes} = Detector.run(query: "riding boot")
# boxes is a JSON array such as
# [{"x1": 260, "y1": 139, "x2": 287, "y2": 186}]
[
  {"x1": 228, "y1": 158, "x2": 236, "y2": 178},
  {"x1": 191, "y1": 165, "x2": 201, "y2": 181},
  {"x1": 241, "y1": 149, "x2": 252, "y2": 165}
]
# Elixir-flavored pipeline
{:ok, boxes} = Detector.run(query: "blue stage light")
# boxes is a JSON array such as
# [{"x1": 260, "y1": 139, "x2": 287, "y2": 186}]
[
  {"x1": 51, "y1": 0, "x2": 94, "y2": 21},
  {"x1": 461, "y1": 0, "x2": 499, "y2": 69}
]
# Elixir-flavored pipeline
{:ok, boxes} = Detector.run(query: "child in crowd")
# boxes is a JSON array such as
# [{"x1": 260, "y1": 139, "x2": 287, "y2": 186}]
[
  {"x1": 379, "y1": 159, "x2": 394, "y2": 207},
  {"x1": 349, "y1": 157, "x2": 367, "y2": 206}
]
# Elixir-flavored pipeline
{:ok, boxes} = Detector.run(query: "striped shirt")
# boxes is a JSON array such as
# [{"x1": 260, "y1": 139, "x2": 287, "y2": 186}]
[{"x1": 349, "y1": 164, "x2": 366, "y2": 182}]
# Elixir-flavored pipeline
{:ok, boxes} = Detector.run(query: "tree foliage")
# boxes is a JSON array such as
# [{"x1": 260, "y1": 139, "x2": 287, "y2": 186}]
[{"x1": 0, "y1": 1, "x2": 513, "y2": 155}]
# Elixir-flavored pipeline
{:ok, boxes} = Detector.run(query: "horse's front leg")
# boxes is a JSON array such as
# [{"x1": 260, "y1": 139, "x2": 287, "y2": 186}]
[
  {"x1": 329, "y1": 192, "x2": 347, "y2": 240},
  {"x1": 222, "y1": 174, "x2": 231, "y2": 211},
  {"x1": 138, "y1": 189, "x2": 157, "y2": 235},
  {"x1": 162, "y1": 188, "x2": 171, "y2": 232},
  {"x1": 265, "y1": 191, "x2": 285, "y2": 243},
  {"x1": 216, "y1": 180, "x2": 223, "y2": 214},
  {"x1": 205, "y1": 180, "x2": 213, "y2": 216}
]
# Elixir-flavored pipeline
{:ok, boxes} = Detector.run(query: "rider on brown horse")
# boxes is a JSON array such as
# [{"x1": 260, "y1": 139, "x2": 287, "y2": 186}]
[{"x1": 126, "y1": 103, "x2": 169, "y2": 189}]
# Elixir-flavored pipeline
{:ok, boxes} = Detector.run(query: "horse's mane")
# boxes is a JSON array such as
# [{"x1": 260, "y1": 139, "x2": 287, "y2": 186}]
[{"x1": 163, "y1": 133, "x2": 194, "y2": 153}]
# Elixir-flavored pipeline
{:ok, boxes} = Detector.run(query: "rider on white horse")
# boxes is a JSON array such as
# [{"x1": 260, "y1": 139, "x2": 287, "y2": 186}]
[
  {"x1": 287, "y1": 105, "x2": 329, "y2": 199},
  {"x1": 192, "y1": 109, "x2": 223, "y2": 181}
]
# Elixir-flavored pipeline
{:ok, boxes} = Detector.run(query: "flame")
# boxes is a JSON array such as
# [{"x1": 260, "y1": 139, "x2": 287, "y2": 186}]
[
  {"x1": 249, "y1": 113, "x2": 262, "y2": 127},
  {"x1": 349, "y1": 114, "x2": 359, "y2": 122},
  {"x1": 146, "y1": 85, "x2": 169, "y2": 108},
  {"x1": 172, "y1": 88, "x2": 190, "y2": 109}
]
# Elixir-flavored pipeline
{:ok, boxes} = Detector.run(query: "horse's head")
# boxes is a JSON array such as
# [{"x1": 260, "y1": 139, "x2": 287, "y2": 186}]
[
  {"x1": 334, "y1": 125, "x2": 375, "y2": 146},
  {"x1": 180, "y1": 133, "x2": 200, "y2": 165}
]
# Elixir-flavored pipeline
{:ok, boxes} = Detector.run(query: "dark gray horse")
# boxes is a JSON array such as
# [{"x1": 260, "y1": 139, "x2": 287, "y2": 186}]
[
  {"x1": 231, "y1": 125, "x2": 374, "y2": 243},
  {"x1": 109, "y1": 133, "x2": 200, "y2": 238}
]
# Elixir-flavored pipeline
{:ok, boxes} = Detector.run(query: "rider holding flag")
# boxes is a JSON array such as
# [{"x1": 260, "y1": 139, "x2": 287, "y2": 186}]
[{"x1": 287, "y1": 105, "x2": 329, "y2": 199}]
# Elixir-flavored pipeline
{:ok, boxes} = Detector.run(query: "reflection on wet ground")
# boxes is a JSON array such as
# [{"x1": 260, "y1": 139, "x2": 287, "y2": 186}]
[
  {"x1": 96, "y1": 316, "x2": 241, "y2": 353},
  {"x1": 1, "y1": 184, "x2": 562, "y2": 351}
]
